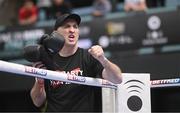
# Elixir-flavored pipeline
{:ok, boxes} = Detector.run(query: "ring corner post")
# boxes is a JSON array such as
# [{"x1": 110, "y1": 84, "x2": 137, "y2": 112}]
[{"x1": 115, "y1": 73, "x2": 151, "y2": 113}]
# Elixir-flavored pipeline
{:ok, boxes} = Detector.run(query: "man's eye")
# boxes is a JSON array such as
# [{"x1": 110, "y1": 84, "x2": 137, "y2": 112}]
[
  {"x1": 74, "y1": 25, "x2": 78, "y2": 29},
  {"x1": 64, "y1": 25, "x2": 69, "y2": 28}
]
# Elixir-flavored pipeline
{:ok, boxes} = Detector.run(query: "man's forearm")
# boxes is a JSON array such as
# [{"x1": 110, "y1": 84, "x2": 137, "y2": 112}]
[
  {"x1": 101, "y1": 58, "x2": 122, "y2": 84},
  {"x1": 30, "y1": 81, "x2": 46, "y2": 107},
  {"x1": 88, "y1": 45, "x2": 122, "y2": 84}
]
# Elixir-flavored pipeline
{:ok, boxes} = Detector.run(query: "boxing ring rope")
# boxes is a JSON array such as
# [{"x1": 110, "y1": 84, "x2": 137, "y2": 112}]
[
  {"x1": 0, "y1": 60, "x2": 117, "y2": 89},
  {"x1": 151, "y1": 78, "x2": 180, "y2": 88},
  {"x1": 0, "y1": 60, "x2": 179, "y2": 89}
]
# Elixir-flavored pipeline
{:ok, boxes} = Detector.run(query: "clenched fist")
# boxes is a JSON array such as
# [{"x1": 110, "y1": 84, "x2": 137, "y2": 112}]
[{"x1": 88, "y1": 45, "x2": 108, "y2": 67}]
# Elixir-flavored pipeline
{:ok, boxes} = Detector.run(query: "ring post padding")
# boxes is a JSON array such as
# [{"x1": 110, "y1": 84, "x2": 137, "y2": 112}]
[{"x1": 102, "y1": 73, "x2": 151, "y2": 113}]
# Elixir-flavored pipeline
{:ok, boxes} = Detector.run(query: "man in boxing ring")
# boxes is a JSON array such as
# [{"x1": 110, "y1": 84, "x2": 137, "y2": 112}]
[{"x1": 30, "y1": 13, "x2": 122, "y2": 112}]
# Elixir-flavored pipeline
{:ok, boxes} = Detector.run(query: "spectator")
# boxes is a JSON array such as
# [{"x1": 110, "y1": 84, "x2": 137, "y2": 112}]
[
  {"x1": 18, "y1": 0, "x2": 38, "y2": 25},
  {"x1": 37, "y1": 0, "x2": 52, "y2": 21},
  {"x1": 92, "y1": 0, "x2": 112, "y2": 17},
  {"x1": 124, "y1": 0, "x2": 147, "y2": 12},
  {"x1": 50, "y1": 0, "x2": 72, "y2": 19}
]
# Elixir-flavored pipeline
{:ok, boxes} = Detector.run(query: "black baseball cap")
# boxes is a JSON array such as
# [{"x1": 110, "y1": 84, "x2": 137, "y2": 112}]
[{"x1": 54, "y1": 13, "x2": 81, "y2": 30}]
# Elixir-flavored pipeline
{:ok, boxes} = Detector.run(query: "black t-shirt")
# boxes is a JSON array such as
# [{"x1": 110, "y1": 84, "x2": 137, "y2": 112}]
[{"x1": 44, "y1": 48, "x2": 103, "y2": 112}]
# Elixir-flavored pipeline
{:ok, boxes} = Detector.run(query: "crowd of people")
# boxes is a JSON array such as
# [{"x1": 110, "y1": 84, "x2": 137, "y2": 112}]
[
  {"x1": 18, "y1": 0, "x2": 115, "y2": 25},
  {"x1": 17, "y1": 0, "x2": 166, "y2": 26},
  {"x1": 18, "y1": 0, "x2": 72, "y2": 25}
]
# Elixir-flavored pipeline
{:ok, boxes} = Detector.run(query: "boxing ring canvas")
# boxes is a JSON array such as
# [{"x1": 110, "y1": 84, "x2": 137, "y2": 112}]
[{"x1": 102, "y1": 73, "x2": 151, "y2": 113}]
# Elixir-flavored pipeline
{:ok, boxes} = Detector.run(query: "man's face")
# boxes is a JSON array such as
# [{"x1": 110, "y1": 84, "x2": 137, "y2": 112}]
[{"x1": 57, "y1": 19, "x2": 79, "y2": 47}]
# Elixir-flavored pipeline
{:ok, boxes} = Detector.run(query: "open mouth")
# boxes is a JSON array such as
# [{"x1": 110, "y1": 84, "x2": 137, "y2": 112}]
[{"x1": 68, "y1": 35, "x2": 75, "y2": 42}]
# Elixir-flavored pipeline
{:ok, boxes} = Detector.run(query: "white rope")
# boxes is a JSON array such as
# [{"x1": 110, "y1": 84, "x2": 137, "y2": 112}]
[
  {"x1": 151, "y1": 78, "x2": 180, "y2": 88},
  {"x1": 0, "y1": 60, "x2": 180, "y2": 89},
  {"x1": 0, "y1": 60, "x2": 117, "y2": 89}
]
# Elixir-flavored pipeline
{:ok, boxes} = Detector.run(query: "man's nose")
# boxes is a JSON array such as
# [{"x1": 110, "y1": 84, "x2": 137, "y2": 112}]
[{"x1": 69, "y1": 27, "x2": 75, "y2": 33}]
